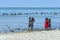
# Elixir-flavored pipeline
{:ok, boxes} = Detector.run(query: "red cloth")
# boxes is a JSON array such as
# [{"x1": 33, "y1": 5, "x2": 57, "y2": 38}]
[{"x1": 45, "y1": 20, "x2": 49, "y2": 29}]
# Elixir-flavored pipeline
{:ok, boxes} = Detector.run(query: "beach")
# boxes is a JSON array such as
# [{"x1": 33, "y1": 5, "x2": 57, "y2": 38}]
[{"x1": 0, "y1": 30, "x2": 60, "y2": 40}]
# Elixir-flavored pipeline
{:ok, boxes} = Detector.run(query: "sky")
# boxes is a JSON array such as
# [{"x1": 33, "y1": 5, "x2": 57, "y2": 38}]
[{"x1": 0, "y1": 0, "x2": 60, "y2": 7}]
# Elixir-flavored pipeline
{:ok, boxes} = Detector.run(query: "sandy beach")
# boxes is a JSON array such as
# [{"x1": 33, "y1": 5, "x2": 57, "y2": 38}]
[{"x1": 0, "y1": 30, "x2": 60, "y2": 40}]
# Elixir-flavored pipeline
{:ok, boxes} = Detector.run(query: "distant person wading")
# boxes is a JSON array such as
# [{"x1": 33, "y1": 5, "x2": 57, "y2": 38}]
[
  {"x1": 45, "y1": 18, "x2": 51, "y2": 30},
  {"x1": 45, "y1": 18, "x2": 49, "y2": 30},
  {"x1": 28, "y1": 17, "x2": 35, "y2": 31},
  {"x1": 49, "y1": 18, "x2": 51, "y2": 30}
]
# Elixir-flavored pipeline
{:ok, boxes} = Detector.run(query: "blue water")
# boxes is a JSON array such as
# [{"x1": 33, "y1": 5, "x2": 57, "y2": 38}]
[{"x1": 0, "y1": 7, "x2": 60, "y2": 32}]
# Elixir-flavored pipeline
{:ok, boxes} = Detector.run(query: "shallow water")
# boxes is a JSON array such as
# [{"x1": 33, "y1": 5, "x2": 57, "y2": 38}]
[{"x1": 0, "y1": 7, "x2": 60, "y2": 32}]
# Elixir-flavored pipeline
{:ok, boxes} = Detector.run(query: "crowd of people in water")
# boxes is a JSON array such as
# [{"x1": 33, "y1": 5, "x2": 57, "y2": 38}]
[{"x1": 28, "y1": 17, "x2": 51, "y2": 31}]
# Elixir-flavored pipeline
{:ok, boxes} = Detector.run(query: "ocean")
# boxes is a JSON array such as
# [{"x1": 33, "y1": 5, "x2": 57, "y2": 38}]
[{"x1": 0, "y1": 7, "x2": 60, "y2": 32}]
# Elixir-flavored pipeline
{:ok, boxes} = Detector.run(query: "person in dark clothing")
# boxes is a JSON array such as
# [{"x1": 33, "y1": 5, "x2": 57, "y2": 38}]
[
  {"x1": 28, "y1": 17, "x2": 35, "y2": 31},
  {"x1": 49, "y1": 18, "x2": 51, "y2": 30},
  {"x1": 32, "y1": 17, "x2": 35, "y2": 22},
  {"x1": 31, "y1": 17, "x2": 35, "y2": 30}
]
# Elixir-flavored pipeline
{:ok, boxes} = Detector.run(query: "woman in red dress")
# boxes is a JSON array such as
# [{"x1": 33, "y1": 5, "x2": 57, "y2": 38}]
[{"x1": 45, "y1": 18, "x2": 49, "y2": 30}]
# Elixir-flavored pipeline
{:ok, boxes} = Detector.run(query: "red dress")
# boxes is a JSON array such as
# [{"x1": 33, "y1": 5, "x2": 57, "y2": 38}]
[{"x1": 45, "y1": 20, "x2": 49, "y2": 29}]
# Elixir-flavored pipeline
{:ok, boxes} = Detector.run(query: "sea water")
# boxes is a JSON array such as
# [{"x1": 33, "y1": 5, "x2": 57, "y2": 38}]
[{"x1": 0, "y1": 7, "x2": 60, "y2": 32}]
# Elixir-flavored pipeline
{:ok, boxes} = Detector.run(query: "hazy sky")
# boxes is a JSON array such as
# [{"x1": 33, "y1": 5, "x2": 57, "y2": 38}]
[{"x1": 0, "y1": 0, "x2": 59, "y2": 7}]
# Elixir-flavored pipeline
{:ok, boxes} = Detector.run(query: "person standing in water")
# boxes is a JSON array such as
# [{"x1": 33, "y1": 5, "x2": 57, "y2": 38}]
[
  {"x1": 45, "y1": 18, "x2": 49, "y2": 30},
  {"x1": 28, "y1": 17, "x2": 35, "y2": 31},
  {"x1": 49, "y1": 18, "x2": 51, "y2": 30},
  {"x1": 31, "y1": 17, "x2": 35, "y2": 30},
  {"x1": 29, "y1": 17, "x2": 32, "y2": 30}
]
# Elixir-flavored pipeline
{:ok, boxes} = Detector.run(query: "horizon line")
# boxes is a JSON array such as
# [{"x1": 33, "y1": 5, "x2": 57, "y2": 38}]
[{"x1": 0, "y1": 7, "x2": 60, "y2": 9}]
